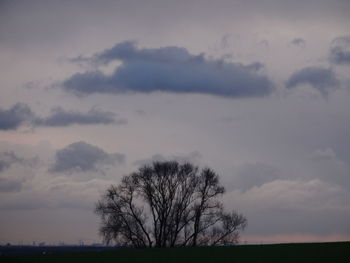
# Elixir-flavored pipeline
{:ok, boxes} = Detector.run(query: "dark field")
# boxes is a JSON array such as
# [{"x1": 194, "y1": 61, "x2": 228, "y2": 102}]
[{"x1": 1, "y1": 242, "x2": 349, "y2": 263}]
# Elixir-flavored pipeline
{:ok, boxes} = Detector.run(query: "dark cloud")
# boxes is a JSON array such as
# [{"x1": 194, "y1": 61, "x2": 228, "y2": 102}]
[
  {"x1": 329, "y1": 36, "x2": 350, "y2": 65},
  {"x1": 0, "y1": 151, "x2": 39, "y2": 173},
  {"x1": 0, "y1": 151, "x2": 23, "y2": 172},
  {"x1": 49, "y1": 141, "x2": 125, "y2": 174},
  {"x1": 63, "y1": 41, "x2": 274, "y2": 98},
  {"x1": 0, "y1": 151, "x2": 37, "y2": 192},
  {"x1": 286, "y1": 66, "x2": 338, "y2": 96},
  {"x1": 0, "y1": 103, "x2": 125, "y2": 130},
  {"x1": 34, "y1": 107, "x2": 126, "y2": 127},
  {"x1": 291, "y1": 38, "x2": 305, "y2": 47},
  {"x1": 0, "y1": 103, "x2": 34, "y2": 130}
]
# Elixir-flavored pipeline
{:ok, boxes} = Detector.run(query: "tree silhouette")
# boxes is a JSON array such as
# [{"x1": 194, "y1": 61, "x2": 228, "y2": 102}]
[{"x1": 95, "y1": 161, "x2": 247, "y2": 248}]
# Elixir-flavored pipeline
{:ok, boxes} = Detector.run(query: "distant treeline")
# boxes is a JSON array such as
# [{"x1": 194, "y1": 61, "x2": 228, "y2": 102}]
[
  {"x1": 0, "y1": 245, "x2": 117, "y2": 256},
  {"x1": 1, "y1": 242, "x2": 350, "y2": 263}
]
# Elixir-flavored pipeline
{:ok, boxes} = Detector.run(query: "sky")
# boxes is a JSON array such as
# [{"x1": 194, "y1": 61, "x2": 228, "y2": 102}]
[{"x1": 1, "y1": 0, "x2": 350, "y2": 245}]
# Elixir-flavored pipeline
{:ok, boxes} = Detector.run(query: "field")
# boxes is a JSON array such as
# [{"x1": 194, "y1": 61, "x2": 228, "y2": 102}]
[{"x1": 2, "y1": 242, "x2": 349, "y2": 263}]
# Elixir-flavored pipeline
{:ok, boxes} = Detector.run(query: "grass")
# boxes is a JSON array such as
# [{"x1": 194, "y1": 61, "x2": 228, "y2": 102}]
[{"x1": 2, "y1": 242, "x2": 349, "y2": 263}]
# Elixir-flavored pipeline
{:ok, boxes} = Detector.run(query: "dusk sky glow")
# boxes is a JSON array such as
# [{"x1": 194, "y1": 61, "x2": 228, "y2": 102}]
[{"x1": 1, "y1": 0, "x2": 350, "y2": 245}]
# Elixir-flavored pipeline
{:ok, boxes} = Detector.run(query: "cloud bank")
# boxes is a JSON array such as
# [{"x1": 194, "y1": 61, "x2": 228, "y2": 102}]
[
  {"x1": 228, "y1": 162, "x2": 281, "y2": 192},
  {"x1": 0, "y1": 103, "x2": 34, "y2": 130},
  {"x1": 286, "y1": 66, "x2": 338, "y2": 96},
  {"x1": 0, "y1": 104, "x2": 125, "y2": 130},
  {"x1": 63, "y1": 41, "x2": 274, "y2": 98},
  {"x1": 34, "y1": 107, "x2": 126, "y2": 127},
  {"x1": 50, "y1": 141, "x2": 125, "y2": 174},
  {"x1": 0, "y1": 151, "x2": 25, "y2": 173},
  {"x1": 0, "y1": 151, "x2": 38, "y2": 192}
]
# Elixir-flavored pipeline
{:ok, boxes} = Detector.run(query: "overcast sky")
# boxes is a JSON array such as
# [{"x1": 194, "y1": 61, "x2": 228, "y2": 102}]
[{"x1": 1, "y1": 0, "x2": 350, "y2": 245}]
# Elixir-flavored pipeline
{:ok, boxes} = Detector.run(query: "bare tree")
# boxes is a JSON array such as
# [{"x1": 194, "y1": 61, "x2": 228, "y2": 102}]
[{"x1": 95, "y1": 161, "x2": 247, "y2": 248}]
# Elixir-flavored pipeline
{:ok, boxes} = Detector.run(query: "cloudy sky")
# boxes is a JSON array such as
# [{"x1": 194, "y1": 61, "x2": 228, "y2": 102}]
[{"x1": 1, "y1": 0, "x2": 350, "y2": 245}]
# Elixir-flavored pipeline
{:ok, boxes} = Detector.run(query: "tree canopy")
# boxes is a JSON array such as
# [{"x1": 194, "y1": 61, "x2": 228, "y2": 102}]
[{"x1": 95, "y1": 161, "x2": 247, "y2": 248}]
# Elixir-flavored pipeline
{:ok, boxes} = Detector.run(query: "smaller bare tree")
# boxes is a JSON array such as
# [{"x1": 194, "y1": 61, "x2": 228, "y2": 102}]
[{"x1": 95, "y1": 161, "x2": 247, "y2": 247}]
